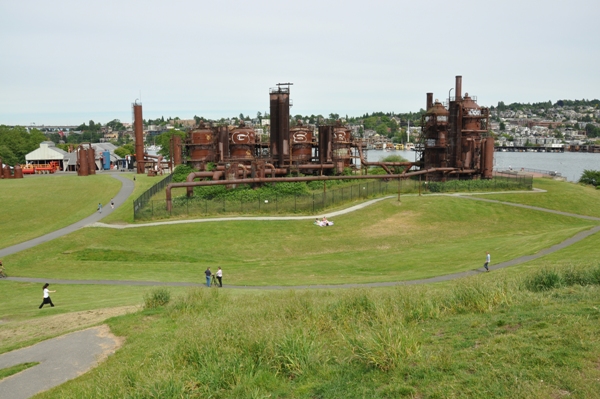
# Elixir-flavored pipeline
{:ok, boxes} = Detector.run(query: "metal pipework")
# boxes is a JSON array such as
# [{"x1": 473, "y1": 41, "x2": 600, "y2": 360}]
[
  {"x1": 356, "y1": 144, "x2": 414, "y2": 173},
  {"x1": 166, "y1": 167, "x2": 456, "y2": 211}
]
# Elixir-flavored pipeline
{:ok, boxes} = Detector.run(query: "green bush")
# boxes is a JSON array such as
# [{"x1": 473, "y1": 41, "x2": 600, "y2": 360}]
[
  {"x1": 172, "y1": 164, "x2": 196, "y2": 183},
  {"x1": 144, "y1": 288, "x2": 171, "y2": 309},
  {"x1": 579, "y1": 169, "x2": 600, "y2": 187}
]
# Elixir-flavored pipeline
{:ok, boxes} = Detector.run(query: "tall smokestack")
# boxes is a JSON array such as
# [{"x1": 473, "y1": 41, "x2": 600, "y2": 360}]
[
  {"x1": 426, "y1": 93, "x2": 433, "y2": 110},
  {"x1": 133, "y1": 103, "x2": 144, "y2": 174},
  {"x1": 455, "y1": 76, "x2": 462, "y2": 101}
]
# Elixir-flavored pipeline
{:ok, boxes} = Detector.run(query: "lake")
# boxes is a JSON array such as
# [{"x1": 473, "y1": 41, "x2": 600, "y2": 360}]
[{"x1": 365, "y1": 150, "x2": 600, "y2": 182}]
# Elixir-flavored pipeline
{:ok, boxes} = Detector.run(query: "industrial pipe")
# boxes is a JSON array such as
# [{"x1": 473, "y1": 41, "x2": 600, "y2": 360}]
[
  {"x1": 186, "y1": 171, "x2": 215, "y2": 197},
  {"x1": 166, "y1": 167, "x2": 456, "y2": 211}
]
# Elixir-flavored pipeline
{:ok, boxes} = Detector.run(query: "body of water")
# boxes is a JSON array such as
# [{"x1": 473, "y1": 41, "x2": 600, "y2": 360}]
[{"x1": 364, "y1": 149, "x2": 599, "y2": 182}]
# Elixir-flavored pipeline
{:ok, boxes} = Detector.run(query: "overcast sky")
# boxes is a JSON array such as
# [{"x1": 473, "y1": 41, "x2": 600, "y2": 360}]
[{"x1": 1, "y1": 0, "x2": 598, "y2": 126}]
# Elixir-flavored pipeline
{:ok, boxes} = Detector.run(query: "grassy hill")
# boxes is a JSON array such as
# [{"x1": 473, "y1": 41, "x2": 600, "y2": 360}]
[{"x1": 1, "y1": 176, "x2": 600, "y2": 398}]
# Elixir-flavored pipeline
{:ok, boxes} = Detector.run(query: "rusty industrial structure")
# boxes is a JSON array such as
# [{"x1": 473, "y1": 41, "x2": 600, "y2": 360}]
[
  {"x1": 417, "y1": 76, "x2": 493, "y2": 180},
  {"x1": 161, "y1": 77, "x2": 493, "y2": 210},
  {"x1": 0, "y1": 157, "x2": 24, "y2": 179}
]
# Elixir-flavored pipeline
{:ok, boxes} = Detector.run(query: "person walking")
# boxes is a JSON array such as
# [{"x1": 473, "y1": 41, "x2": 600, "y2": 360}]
[
  {"x1": 110, "y1": 199, "x2": 114, "y2": 209},
  {"x1": 205, "y1": 267, "x2": 212, "y2": 287},
  {"x1": 484, "y1": 251, "x2": 491, "y2": 272},
  {"x1": 216, "y1": 267, "x2": 223, "y2": 287},
  {"x1": 39, "y1": 283, "x2": 56, "y2": 309},
  {"x1": 98, "y1": 203, "x2": 102, "y2": 214}
]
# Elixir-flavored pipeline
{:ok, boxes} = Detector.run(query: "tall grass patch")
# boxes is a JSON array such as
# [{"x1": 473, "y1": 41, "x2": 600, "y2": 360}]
[
  {"x1": 524, "y1": 264, "x2": 600, "y2": 292},
  {"x1": 38, "y1": 266, "x2": 600, "y2": 398}
]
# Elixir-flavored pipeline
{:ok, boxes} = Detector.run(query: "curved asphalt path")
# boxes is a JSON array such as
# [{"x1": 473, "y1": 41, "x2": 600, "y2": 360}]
[
  {"x1": 2, "y1": 184, "x2": 600, "y2": 399},
  {"x1": 0, "y1": 326, "x2": 120, "y2": 399}
]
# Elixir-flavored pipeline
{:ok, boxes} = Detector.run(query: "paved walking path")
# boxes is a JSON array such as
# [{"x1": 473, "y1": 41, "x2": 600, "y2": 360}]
[
  {"x1": 0, "y1": 175, "x2": 134, "y2": 258},
  {"x1": 0, "y1": 326, "x2": 121, "y2": 399}
]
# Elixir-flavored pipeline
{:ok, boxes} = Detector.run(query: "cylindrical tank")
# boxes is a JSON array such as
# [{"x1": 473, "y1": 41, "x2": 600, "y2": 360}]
[
  {"x1": 332, "y1": 122, "x2": 352, "y2": 172},
  {"x1": 269, "y1": 86, "x2": 290, "y2": 166},
  {"x1": 171, "y1": 135, "x2": 182, "y2": 166},
  {"x1": 423, "y1": 100, "x2": 450, "y2": 170},
  {"x1": 87, "y1": 145, "x2": 96, "y2": 175},
  {"x1": 14, "y1": 164, "x2": 24, "y2": 179},
  {"x1": 290, "y1": 121, "x2": 313, "y2": 162},
  {"x1": 78, "y1": 146, "x2": 89, "y2": 176},
  {"x1": 103, "y1": 150, "x2": 111, "y2": 170},
  {"x1": 461, "y1": 93, "x2": 482, "y2": 131},
  {"x1": 188, "y1": 123, "x2": 216, "y2": 164},
  {"x1": 318, "y1": 125, "x2": 333, "y2": 164},
  {"x1": 229, "y1": 122, "x2": 256, "y2": 160},
  {"x1": 483, "y1": 137, "x2": 494, "y2": 178},
  {"x1": 3, "y1": 164, "x2": 12, "y2": 179}
]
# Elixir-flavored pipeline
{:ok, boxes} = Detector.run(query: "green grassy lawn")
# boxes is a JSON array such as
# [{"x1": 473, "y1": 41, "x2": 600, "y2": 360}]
[
  {"x1": 476, "y1": 178, "x2": 600, "y2": 218},
  {"x1": 5, "y1": 195, "x2": 597, "y2": 286},
  {"x1": 2, "y1": 178, "x2": 600, "y2": 397},
  {"x1": 0, "y1": 174, "x2": 121, "y2": 249}
]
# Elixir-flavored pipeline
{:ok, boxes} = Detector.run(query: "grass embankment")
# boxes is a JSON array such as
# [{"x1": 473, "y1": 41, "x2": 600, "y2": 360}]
[
  {"x1": 6, "y1": 195, "x2": 597, "y2": 286},
  {"x1": 476, "y1": 178, "x2": 600, "y2": 218},
  {"x1": 1, "y1": 178, "x2": 600, "y2": 396},
  {"x1": 0, "y1": 174, "x2": 121, "y2": 249},
  {"x1": 40, "y1": 264, "x2": 600, "y2": 398}
]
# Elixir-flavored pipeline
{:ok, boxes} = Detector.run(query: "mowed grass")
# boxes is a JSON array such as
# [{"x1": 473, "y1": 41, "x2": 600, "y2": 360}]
[
  {"x1": 5, "y1": 195, "x2": 597, "y2": 286},
  {"x1": 0, "y1": 174, "x2": 121, "y2": 249},
  {"x1": 476, "y1": 178, "x2": 600, "y2": 218}
]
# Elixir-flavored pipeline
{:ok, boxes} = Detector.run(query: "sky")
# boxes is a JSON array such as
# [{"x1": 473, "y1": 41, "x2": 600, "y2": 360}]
[{"x1": 1, "y1": 0, "x2": 598, "y2": 126}]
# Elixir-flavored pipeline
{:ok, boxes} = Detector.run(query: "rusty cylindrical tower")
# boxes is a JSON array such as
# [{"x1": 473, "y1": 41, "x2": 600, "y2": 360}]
[
  {"x1": 77, "y1": 145, "x2": 89, "y2": 176},
  {"x1": 269, "y1": 83, "x2": 291, "y2": 167},
  {"x1": 133, "y1": 102, "x2": 144, "y2": 174}
]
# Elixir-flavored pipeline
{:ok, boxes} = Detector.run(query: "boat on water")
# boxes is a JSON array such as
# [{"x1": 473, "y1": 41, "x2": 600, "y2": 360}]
[{"x1": 405, "y1": 143, "x2": 415, "y2": 151}]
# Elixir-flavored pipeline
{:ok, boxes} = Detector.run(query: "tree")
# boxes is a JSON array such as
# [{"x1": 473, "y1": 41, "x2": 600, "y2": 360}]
[
  {"x1": 499, "y1": 122, "x2": 506, "y2": 131},
  {"x1": 155, "y1": 129, "x2": 187, "y2": 158},
  {"x1": 107, "y1": 119, "x2": 125, "y2": 131},
  {"x1": 0, "y1": 125, "x2": 47, "y2": 164},
  {"x1": 114, "y1": 144, "x2": 135, "y2": 158}
]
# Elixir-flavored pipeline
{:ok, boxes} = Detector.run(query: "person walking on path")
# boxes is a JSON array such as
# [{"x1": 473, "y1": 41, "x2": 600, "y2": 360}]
[
  {"x1": 97, "y1": 203, "x2": 102, "y2": 214},
  {"x1": 216, "y1": 267, "x2": 223, "y2": 287},
  {"x1": 0, "y1": 259, "x2": 6, "y2": 278},
  {"x1": 39, "y1": 283, "x2": 56, "y2": 309},
  {"x1": 205, "y1": 267, "x2": 212, "y2": 287},
  {"x1": 484, "y1": 251, "x2": 491, "y2": 272},
  {"x1": 110, "y1": 199, "x2": 114, "y2": 209}
]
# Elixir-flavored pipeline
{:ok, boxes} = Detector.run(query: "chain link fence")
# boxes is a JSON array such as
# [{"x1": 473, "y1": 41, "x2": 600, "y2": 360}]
[{"x1": 134, "y1": 173, "x2": 532, "y2": 221}]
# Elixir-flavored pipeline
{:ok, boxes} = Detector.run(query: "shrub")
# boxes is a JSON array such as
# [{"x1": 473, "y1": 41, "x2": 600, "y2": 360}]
[
  {"x1": 144, "y1": 288, "x2": 171, "y2": 309},
  {"x1": 579, "y1": 169, "x2": 600, "y2": 187},
  {"x1": 172, "y1": 164, "x2": 196, "y2": 183}
]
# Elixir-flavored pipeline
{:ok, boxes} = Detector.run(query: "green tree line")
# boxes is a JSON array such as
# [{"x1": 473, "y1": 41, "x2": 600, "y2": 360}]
[{"x1": 0, "y1": 125, "x2": 46, "y2": 165}]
